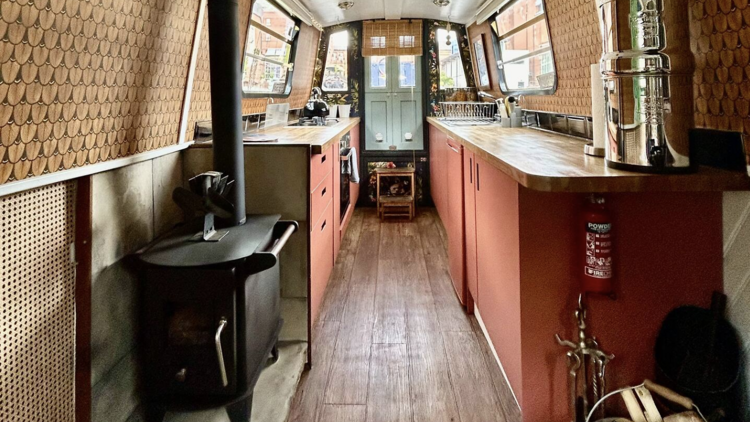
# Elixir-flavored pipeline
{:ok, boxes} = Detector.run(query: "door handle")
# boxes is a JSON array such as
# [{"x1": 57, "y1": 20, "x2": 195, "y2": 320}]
[
  {"x1": 470, "y1": 157, "x2": 473, "y2": 184},
  {"x1": 476, "y1": 162, "x2": 480, "y2": 192},
  {"x1": 215, "y1": 317, "x2": 228, "y2": 387}
]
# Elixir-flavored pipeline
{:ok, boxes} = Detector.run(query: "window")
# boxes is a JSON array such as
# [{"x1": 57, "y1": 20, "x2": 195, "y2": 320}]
[
  {"x1": 491, "y1": 0, "x2": 557, "y2": 94},
  {"x1": 322, "y1": 31, "x2": 349, "y2": 92},
  {"x1": 369, "y1": 56, "x2": 387, "y2": 88},
  {"x1": 399, "y1": 56, "x2": 416, "y2": 88},
  {"x1": 241, "y1": 0, "x2": 299, "y2": 96},
  {"x1": 437, "y1": 29, "x2": 467, "y2": 89}
]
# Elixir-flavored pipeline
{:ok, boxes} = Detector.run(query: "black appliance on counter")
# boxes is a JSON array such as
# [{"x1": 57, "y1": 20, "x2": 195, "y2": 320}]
[
  {"x1": 137, "y1": 1, "x2": 297, "y2": 421},
  {"x1": 339, "y1": 132, "x2": 352, "y2": 222}
]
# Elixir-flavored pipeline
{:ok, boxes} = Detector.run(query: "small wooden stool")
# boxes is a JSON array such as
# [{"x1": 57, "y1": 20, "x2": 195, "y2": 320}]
[{"x1": 375, "y1": 167, "x2": 416, "y2": 220}]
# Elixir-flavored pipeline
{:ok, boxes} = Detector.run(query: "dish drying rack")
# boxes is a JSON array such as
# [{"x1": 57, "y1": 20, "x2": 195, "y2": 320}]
[{"x1": 437, "y1": 102, "x2": 496, "y2": 126}]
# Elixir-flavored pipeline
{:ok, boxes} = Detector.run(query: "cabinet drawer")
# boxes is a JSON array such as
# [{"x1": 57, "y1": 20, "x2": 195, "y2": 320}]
[
  {"x1": 311, "y1": 172, "x2": 333, "y2": 231},
  {"x1": 310, "y1": 201, "x2": 334, "y2": 324},
  {"x1": 310, "y1": 147, "x2": 334, "y2": 190}
]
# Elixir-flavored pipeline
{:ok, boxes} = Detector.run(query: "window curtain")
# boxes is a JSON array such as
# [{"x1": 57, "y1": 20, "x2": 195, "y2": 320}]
[
  {"x1": 424, "y1": 20, "x2": 477, "y2": 116},
  {"x1": 312, "y1": 22, "x2": 364, "y2": 117},
  {"x1": 362, "y1": 20, "x2": 423, "y2": 57}
]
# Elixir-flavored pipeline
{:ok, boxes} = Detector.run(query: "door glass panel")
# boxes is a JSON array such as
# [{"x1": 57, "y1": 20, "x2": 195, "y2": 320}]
[
  {"x1": 369, "y1": 56, "x2": 387, "y2": 88},
  {"x1": 399, "y1": 56, "x2": 416, "y2": 88}
]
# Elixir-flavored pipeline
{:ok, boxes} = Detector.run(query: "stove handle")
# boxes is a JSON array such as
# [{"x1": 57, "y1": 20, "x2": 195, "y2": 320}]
[
  {"x1": 215, "y1": 317, "x2": 228, "y2": 387},
  {"x1": 268, "y1": 222, "x2": 298, "y2": 257},
  {"x1": 250, "y1": 221, "x2": 299, "y2": 274}
]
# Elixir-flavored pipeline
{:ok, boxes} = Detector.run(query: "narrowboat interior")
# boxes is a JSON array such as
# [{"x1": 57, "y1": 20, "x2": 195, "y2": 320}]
[{"x1": 3, "y1": 0, "x2": 750, "y2": 421}]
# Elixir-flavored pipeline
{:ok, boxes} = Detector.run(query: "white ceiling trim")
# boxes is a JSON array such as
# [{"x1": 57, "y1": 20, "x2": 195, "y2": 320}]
[
  {"x1": 384, "y1": 0, "x2": 403, "y2": 20},
  {"x1": 299, "y1": 0, "x2": 487, "y2": 28}
]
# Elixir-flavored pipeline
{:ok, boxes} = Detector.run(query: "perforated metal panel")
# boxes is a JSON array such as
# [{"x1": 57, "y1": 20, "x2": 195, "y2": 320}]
[{"x1": 0, "y1": 181, "x2": 76, "y2": 422}]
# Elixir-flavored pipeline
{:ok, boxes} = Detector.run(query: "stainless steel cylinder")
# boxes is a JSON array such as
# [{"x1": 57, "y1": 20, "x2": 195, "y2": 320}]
[{"x1": 596, "y1": 0, "x2": 695, "y2": 173}]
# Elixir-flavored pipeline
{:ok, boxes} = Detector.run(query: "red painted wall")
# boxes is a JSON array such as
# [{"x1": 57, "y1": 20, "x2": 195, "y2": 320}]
[{"x1": 517, "y1": 189, "x2": 723, "y2": 421}]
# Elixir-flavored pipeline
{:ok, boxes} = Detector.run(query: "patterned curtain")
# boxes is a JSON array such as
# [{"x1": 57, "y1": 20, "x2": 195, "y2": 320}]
[
  {"x1": 424, "y1": 20, "x2": 477, "y2": 116},
  {"x1": 312, "y1": 22, "x2": 364, "y2": 117}
]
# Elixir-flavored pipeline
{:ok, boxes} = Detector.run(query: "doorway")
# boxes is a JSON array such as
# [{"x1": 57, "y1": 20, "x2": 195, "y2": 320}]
[{"x1": 364, "y1": 56, "x2": 423, "y2": 151}]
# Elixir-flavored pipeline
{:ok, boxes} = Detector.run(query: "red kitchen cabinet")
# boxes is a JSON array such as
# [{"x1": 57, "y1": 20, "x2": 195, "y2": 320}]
[
  {"x1": 446, "y1": 137, "x2": 466, "y2": 305},
  {"x1": 474, "y1": 156, "x2": 523, "y2": 402},
  {"x1": 463, "y1": 150, "x2": 478, "y2": 306},
  {"x1": 429, "y1": 125, "x2": 447, "y2": 219}
]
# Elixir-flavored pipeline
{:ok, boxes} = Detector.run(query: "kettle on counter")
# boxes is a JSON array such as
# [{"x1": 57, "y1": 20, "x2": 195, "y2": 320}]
[{"x1": 304, "y1": 87, "x2": 329, "y2": 118}]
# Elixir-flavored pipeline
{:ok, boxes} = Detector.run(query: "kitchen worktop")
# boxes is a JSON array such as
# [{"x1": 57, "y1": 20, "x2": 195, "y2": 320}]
[
  {"x1": 427, "y1": 117, "x2": 750, "y2": 193},
  {"x1": 191, "y1": 117, "x2": 360, "y2": 155}
]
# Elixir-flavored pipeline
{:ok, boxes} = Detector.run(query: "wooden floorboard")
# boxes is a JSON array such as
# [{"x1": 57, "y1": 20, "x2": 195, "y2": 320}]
[
  {"x1": 470, "y1": 318, "x2": 522, "y2": 422},
  {"x1": 319, "y1": 405, "x2": 367, "y2": 422},
  {"x1": 443, "y1": 331, "x2": 507, "y2": 422},
  {"x1": 319, "y1": 212, "x2": 365, "y2": 322},
  {"x1": 290, "y1": 208, "x2": 517, "y2": 422},
  {"x1": 366, "y1": 343, "x2": 412, "y2": 422},
  {"x1": 407, "y1": 329, "x2": 461, "y2": 422},
  {"x1": 417, "y1": 211, "x2": 473, "y2": 333},
  {"x1": 372, "y1": 223, "x2": 408, "y2": 344},
  {"x1": 324, "y1": 211, "x2": 380, "y2": 405},
  {"x1": 288, "y1": 319, "x2": 341, "y2": 422}
]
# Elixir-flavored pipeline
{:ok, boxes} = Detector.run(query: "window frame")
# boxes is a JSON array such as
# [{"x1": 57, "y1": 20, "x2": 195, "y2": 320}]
[
  {"x1": 436, "y1": 27, "x2": 468, "y2": 90},
  {"x1": 241, "y1": 0, "x2": 301, "y2": 99},
  {"x1": 321, "y1": 30, "x2": 351, "y2": 93},
  {"x1": 488, "y1": 0, "x2": 558, "y2": 96}
]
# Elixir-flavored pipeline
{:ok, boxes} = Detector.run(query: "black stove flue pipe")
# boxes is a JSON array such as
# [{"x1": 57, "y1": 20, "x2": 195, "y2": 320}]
[{"x1": 207, "y1": 0, "x2": 246, "y2": 226}]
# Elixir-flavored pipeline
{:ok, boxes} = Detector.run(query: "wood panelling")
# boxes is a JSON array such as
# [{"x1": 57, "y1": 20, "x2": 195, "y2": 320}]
[{"x1": 0, "y1": 0, "x2": 201, "y2": 185}]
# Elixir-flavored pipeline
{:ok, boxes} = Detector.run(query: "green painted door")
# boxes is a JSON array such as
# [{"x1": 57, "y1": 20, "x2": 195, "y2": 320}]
[{"x1": 364, "y1": 55, "x2": 423, "y2": 151}]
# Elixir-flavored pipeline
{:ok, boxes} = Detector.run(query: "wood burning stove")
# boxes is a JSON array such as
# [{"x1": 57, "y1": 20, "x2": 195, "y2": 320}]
[
  {"x1": 136, "y1": 1, "x2": 298, "y2": 420},
  {"x1": 138, "y1": 217, "x2": 297, "y2": 421}
]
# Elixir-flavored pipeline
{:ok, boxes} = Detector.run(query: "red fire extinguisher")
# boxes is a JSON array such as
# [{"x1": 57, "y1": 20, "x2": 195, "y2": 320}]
[{"x1": 582, "y1": 195, "x2": 613, "y2": 294}]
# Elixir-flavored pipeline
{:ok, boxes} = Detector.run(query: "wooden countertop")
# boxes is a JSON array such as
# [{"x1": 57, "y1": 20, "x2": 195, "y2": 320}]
[
  {"x1": 191, "y1": 117, "x2": 360, "y2": 155},
  {"x1": 427, "y1": 117, "x2": 750, "y2": 193}
]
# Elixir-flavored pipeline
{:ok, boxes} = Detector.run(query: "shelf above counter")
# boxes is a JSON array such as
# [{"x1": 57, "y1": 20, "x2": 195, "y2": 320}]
[{"x1": 427, "y1": 117, "x2": 750, "y2": 193}]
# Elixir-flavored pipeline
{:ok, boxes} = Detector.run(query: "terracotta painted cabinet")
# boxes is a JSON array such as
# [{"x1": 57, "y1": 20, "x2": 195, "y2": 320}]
[
  {"x1": 463, "y1": 150, "x2": 478, "y2": 304},
  {"x1": 446, "y1": 137, "x2": 466, "y2": 305},
  {"x1": 474, "y1": 156, "x2": 523, "y2": 402},
  {"x1": 309, "y1": 145, "x2": 336, "y2": 327},
  {"x1": 311, "y1": 124, "x2": 361, "y2": 326},
  {"x1": 430, "y1": 127, "x2": 467, "y2": 306},
  {"x1": 429, "y1": 125, "x2": 448, "y2": 218}
]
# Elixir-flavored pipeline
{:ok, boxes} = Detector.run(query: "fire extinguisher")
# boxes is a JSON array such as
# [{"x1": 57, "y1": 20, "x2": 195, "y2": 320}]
[{"x1": 582, "y1": 195, "x2": 613, "y2": 294}]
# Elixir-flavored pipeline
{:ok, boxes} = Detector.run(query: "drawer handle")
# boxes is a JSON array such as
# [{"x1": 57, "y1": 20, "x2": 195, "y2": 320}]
[
  {"x1": 321, "y1": 154, "x2": 327, "y2": 164},
  {"x1": 321, "y1": 187, "x2": 327, "y2": 197},
  {"x1": 321, "y1": 220, "x2": 327, "y2": 231}
]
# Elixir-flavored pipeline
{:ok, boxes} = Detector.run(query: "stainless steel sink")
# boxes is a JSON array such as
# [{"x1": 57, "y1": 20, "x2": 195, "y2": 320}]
[{"x1": 286, "y1": 119, "x2": 340, "y2": 128}]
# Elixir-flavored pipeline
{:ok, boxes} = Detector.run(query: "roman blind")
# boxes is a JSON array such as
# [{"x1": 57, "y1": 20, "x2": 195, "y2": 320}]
[{"x1": 362, "y1": 20, "x2": 423, "y2": 57}]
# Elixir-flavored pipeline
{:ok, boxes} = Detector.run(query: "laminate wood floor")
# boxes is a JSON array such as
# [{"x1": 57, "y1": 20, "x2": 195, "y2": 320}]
[{"x1": 288, "y1": 208, "x2": 522, "y2": 422}]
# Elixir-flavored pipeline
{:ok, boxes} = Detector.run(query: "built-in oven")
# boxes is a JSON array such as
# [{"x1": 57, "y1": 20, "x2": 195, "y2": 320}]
[{"x1": 339, "y1": 133, "x2": 352, "y2": 223}]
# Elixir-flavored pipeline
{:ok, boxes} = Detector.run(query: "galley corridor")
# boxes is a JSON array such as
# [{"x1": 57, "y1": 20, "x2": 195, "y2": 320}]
[{"x1": 288, "y1": 208, "x2": 521, "y2": 422}]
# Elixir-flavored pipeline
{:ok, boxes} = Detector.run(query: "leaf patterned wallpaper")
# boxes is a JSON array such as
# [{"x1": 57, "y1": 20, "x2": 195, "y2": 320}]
[
  {"x1": 469, "y1": 0, "x2": 750, "y2": 160},
  {"x1": 0, "y1": 0, "x2": 201, "y2": 185},
  {"x1": 0, "y1": 0, "x2": 320, "y2": 187}
]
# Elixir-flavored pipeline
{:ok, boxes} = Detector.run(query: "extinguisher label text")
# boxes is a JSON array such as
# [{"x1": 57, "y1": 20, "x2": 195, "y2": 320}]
[
  {"x1": 586, "y1": 222, "x2": 612, "y2": 234},
  {"x1": 585, "y1": 223, "x2": 612, "y2": 280}
]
